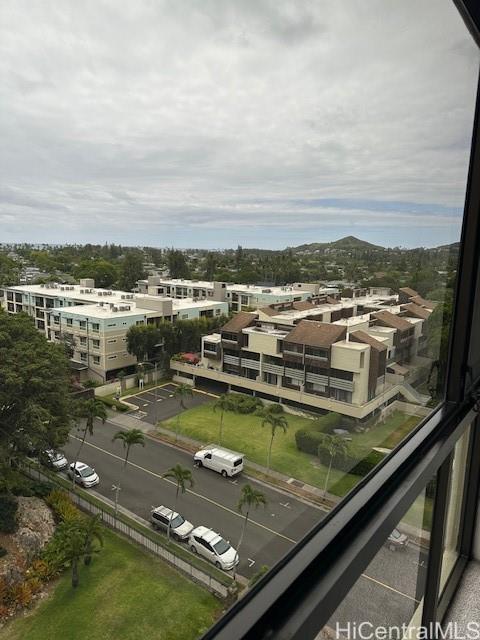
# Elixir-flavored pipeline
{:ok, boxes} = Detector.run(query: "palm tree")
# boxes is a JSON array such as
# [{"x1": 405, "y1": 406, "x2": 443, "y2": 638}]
[
  {"x1": 319, "y1": 434, "x2": 350, "y2": 498},
  {"x1": 173, "y1": 384, "x2": 193, "y2": 442},
  {"x1": 236, "y1": 484, "x2": 267, "y2": 576},
  {"x1": 72, "y1": 399, "x2": 107, "y2": 489},
  {"x1": 261, "y1": 413, "x2": 288, "y2": 472},
  {"x1": 213, "y1": 394, "x2": 230, "y2": 445},
  {"x1": 162, "y1": 464, "x2": 194, "y2": 540},
  {"x1": 112, "y1": 428, "x2": 145, "y2": 517},
  {"x1": 80, "y1": 514, "x2": 104, "y2": 566},
  {"x1": 56, "y1": 519, "x2": 87, "y2": 588}
]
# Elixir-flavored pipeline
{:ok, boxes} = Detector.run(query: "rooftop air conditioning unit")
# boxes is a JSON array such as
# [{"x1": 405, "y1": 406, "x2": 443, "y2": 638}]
[
  {"x1": 40, "y1": 284, "x2": 45, "y2": 288},
  {"x1": 80, "y1": 289, "x2": 85, "y2": 294},
  {"x1": 121, "y1": 295, "x2": 126, "y2": 299},
  {"x1": 97, "y1": 292, "x2": 103, "y2": 296},
  {"x1": 112, "y1": 306, "x2": 119, "y2": 312}
]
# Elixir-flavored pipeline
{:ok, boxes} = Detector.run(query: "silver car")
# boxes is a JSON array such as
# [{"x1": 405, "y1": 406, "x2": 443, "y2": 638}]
[
  {"x1": 68, "y1": 462, "x2": 99, "y2": 488},
  {"x1": 150, "y1": 506, "x2": 194, "y2": 541},
  {"x1": 42, "y1": 449, "x2": 68, "y2": 471}
]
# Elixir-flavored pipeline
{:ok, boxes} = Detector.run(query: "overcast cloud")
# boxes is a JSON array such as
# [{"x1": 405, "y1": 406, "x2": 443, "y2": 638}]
[{"x1": 0, "y1": 0, "x2": 478, "y2": 248}]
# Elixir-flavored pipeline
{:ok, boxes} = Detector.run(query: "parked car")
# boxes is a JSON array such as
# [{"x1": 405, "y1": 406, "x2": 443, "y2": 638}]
[
  {"x1": 67, "y1": 462, "x2": 99, "y2": 488},
  {"x1": 194, "y1": 446, "x2": 244, "y2": 478},
  {"x1": 150, "y1": 505, "x2": 194, "y2": 540},
  {"x1": 188, "y1": 526, "x2": 239, "y2": 570},
  {"x1": 387, "y1": 528, "x2": 409, "y2": 551},
  {"x1": 41, "y1": 449, "x2": 68, "y2": 471}
]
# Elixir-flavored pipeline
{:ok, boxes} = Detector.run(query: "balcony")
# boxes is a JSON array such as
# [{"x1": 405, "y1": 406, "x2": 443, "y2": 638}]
[
  {"x1": 262, "y1": 362, "x2": 284, "y2": 375},
  {"x1": 241, "y1": 358, "x2": 260, "y2": 371},
  {"x1": 329, "y1": 376, "x2": 354, "y2": 392},
  {"x1": 305, "y1": 371, "x2": 329, "y2": 386},
  {"x1": 284, "y1": 367, "x2": 305, "y2": 380},
  {"x1": 223, "y1": 354, "x2": 240, "y2": 366}
]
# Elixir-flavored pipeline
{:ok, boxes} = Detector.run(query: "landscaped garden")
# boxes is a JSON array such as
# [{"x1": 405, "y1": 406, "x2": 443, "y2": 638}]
[
  {"x1": 159, "y1": 395, "x2": 421, "y2": 497},
  {"x1": 0, "y1": 527, "x2": 222, "y2": 640}
]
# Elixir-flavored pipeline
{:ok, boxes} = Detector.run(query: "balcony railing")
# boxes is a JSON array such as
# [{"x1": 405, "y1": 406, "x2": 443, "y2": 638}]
[
  {"x1": 224, "y1": 354, "x2": 240, "y2": 366},
  {"x1": 262, "y1": 362, "x2": 284, "y2": 375},
  {"x1": 329, "y1": 377, "x2": 354, "y2": 392},
  {"x1": 241, "y1": 358, "x2": 260, "y2": 370},
  {"x1": 284, "y1": 367, "x2": 305, "y2": 380},
  {"x1": 305, "y1": 372, "x2": 329, "y2": 386}
]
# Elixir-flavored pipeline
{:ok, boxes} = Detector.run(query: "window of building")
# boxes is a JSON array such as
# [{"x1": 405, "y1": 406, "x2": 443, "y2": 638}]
[
  {"x1": 107, "y1": 355, "x2": 117, "y2": 360},
  {"x1": 79, "y1": 337, "x2": 87, "y2": 346},
  {"x1": 80, "y1": 352, "x2": 87, "y2": 362},
  {"x1": 66, "y1": 318, "x2": 72, "y2": 326},
  {"x1": 15, "y1": 293, "x2": 22, "y2": 303},
  {"x1": 93, "y1": 356, "x2": 100, "y2": 365},
  {"x1": 92, "y1": 323, "x2": 100, "y2": 332},
  {"x1": 79, "y1": 320, "x2": 86, "y2": 329},
  {"x1": 6, "y1": 291, "x2": 13, "y2": 301},
  {"x1": 92, "y1": 339, "x2": 100, "y2": 349},
  {"x1": 107, "y1": 338, "x2": 116, "y2": 344}
]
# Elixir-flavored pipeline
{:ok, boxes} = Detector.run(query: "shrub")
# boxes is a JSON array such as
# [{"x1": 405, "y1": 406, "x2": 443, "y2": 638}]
[
  {"x1": 224, "y1": 393, "x2": 263, "y2": 414},
  {"x1": 10, "y1": 582, "x2": 33, "y2": 609},
  {"x1": 97, "y1": 396, "x2": 129, "y2": 412},
  {"x1": 28, "y1": 557, "x2": 61, "y2": 582},
  {"x1": 0, "y1": 546, "x2": 7, "y2": 558},
  {"x1": 0, "y1": 494, "x2": 18, "y2": 533},
  {"x1": 45, "y1": 490, "x2": 81, "y2": 523},
  {"x1": 311, "y1": 412, "x2": 343, "y2": 434},
  {"x1": 295, "y1": 429, "x2": 327, "y2": 456},
  {"x1": 30, "y1": 481, "x2": 55, "y2": 498},
  {"x1": 349, "y1": 450, "x2": 386, "y2": 477},
  {"x1": 26, "y1": 576, "x2": 42, "y2": 595},
  {"x1": 83, "y1": 379, "x2": 100, "y2": 388}
]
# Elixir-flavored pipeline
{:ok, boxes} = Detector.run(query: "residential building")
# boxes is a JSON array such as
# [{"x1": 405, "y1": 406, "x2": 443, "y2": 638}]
[
  {"x1": 1, "y1": 280, "x2": 228, "y2": 382},
  {"x1": 136, "y1": 276, "x2": 339, "y2": 311},
  {"x1": 170, "y1": 287, "x2": 434, "y2": 419}
]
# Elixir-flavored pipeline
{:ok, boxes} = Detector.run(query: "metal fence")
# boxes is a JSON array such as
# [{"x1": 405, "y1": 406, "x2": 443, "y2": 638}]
[{"x1": 24, "y1": 464, "x2": 232, "y2": 599}]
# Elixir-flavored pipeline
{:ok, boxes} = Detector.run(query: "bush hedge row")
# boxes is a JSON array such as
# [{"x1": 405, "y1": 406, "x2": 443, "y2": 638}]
[
  {"x1": 222, "y1": 393, "x2": 263, "y2": 415},
  {"x1": 295, "y1": 429, "x2": 386, "y2": 477},
  {"x1": 97, "y1": 396, "x2": 129, "y2": 412}
]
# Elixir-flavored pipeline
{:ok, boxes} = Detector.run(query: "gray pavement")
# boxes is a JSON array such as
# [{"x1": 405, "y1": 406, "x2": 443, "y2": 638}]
[
  {"x1": 64, "y1": 416, "x2": 428, "y2": 628},
  {"x1": 123, "y1": 383, "x2": 213, "y2": 425}
]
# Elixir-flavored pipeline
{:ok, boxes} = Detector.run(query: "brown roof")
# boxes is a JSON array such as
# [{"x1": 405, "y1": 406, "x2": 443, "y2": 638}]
[
  {"x1": 388, "y1": 362, "x2": 409, "y2": 376},
  {"x1": 326, "y1": 296, "x2": 339, "y2": 304},
  {"x1": 373, "y1": 310, "x2": 413, "y2": 332},
  {"x1": 291, "y1": 301, "x2": 315, "y2": 311},
  {"x1": 350, "y1": 330, "x2": 388, "y2": 352},
  {"x1": 284, "y1": 320, "x2": 346, "y2": 348},
  {"x1": 257, "y1": 306, "x2": 278, "y2": 317},
  {"x1": 221, "y1": 312, "x2": 257, "y2": 333},
  {"x1": 399, "y1": 287, "x2": 419, "y2": 298},
  {"x1": 403, "y1": 303, "x2": 431, "y2": 320},
  {"x1": 411, "y1": 295, "x2": 437, "y2": 310}
]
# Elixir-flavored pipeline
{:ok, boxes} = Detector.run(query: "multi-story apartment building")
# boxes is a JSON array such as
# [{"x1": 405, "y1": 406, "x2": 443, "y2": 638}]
[
  {"x1": 170, "y1": 288, "x2": 435, "y2": 419},
  {"x1": 136, "y1": 276, "x2": 338, "y2": 312},
  {"x1": 1, "y1": 279, "x2": 228, "y2": 382}
]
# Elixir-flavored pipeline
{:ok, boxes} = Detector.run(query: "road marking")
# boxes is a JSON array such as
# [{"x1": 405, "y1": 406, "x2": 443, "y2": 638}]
[
  {"x1": 248, "y1": 558, "x2": 255, "y2": 567},
  {"x1": 143, "y1": 403, "x2": 150, "y2": 407},
  {"x1": 280, "y1": 502, "x2": 291, "y2": 509},
  {"x1": 360, "y1": 573, "x2": 420, "y2": 603},
  {"x1": 156, "y1": 399, "x2": 163, "y2": 402},
  {"x1": 70, "y1": 435, "x2": 296, "y2": 544},
  {"x1": 229, "y1": 479, "x2": 238, "y2": 485}
]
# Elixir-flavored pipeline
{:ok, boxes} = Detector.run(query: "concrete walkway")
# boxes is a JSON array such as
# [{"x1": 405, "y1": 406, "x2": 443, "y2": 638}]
[{"x1": 107, "y1": 410, "x2": 340, "y2": 507}]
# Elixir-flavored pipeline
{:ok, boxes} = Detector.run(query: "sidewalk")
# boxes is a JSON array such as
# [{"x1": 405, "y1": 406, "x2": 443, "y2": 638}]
[{"x1": 107, "y1": 411, "x2": 340, "y2": 509}]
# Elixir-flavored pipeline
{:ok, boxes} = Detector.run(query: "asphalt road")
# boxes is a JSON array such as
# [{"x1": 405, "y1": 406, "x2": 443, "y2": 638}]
[
  {"x1": 62, "y1": 418, "x2": 428, "y2": 628},
  {"x1": 63, "y1": 418, "x2": 323, "y2": 578},
  {"x1": 125, "y1": 383, "x2": 213, "y2": 425}
]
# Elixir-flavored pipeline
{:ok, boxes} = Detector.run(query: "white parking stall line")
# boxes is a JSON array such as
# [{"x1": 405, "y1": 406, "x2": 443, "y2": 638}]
[{"x1": 248, "y1": 558, "x2": 255, "y2": 568}]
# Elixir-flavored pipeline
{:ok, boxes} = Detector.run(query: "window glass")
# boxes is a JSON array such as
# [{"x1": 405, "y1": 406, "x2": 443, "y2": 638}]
[{"x1": 439, "y1": 425, "x2": 472, "y2": 593}]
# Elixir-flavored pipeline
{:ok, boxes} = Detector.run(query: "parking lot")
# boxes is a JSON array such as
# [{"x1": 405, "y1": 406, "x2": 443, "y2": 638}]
[{"x1": 125, "y1": 383, "x2": 215, "y2": 425}]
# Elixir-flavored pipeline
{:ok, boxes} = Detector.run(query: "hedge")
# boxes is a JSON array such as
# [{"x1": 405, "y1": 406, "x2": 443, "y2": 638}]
[
  {"x1": 224, "y1": 393, "x2": 263, "y2": 415},
  {"x1": 295, "y1": 429, "x2": 387, "y2": 477},
  {"x1": 97, "y1": 396, "x2": 129, "y2": 412}
]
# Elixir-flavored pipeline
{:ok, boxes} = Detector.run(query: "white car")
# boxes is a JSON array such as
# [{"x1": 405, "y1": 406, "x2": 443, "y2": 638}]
[
  {"x1": 68, "y1": 462, "x2": 99, "y2": 488},
  {"x1": 42, "y1": 449, "x2": 68, "y2": 471},
  {"x1": 188, "y1": 526, "x2": 239, "y2": 571},
  {"x1": 150, "y1": 506, "x2": 194, "y2": 541}
]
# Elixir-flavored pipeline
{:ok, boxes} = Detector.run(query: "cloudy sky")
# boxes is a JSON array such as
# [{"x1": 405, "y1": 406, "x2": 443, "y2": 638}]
[{"x1": 1, "y1": 1, "x2": 479, "y2": 249}]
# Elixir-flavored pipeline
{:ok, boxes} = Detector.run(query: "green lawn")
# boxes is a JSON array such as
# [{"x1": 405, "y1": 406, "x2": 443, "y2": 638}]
[
  {"x1": 161, "y1": 404, "x2": 421, "y2": 498},
  {"x1": 1, "y1": 529, "x2": 221, "y2": 640}
]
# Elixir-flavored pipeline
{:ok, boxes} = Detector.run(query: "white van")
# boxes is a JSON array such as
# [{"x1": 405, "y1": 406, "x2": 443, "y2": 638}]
[{"x1": 194, "y1": 446, "x2": 244, "y2": 478}]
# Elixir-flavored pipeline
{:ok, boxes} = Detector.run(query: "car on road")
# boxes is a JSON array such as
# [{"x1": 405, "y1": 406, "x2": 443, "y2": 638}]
[
  {"x1": 67, "y1": 462, "x2": 99, "y2": 488},
  {"x1": 194, "y1": 446, "x2": 244, "y2": 478},
  {"x1": 41, "y1": 449, "x2": 68, "y2": 471},
  {"x1": 188, "y1": 526, "x2": 239, "y2": 571},
  {"x1": 150, "y1": 505, "x2": 194, "y2": 541},
  {"x1": 387, "y1": 528, "x2": 409, "y2": 551}
]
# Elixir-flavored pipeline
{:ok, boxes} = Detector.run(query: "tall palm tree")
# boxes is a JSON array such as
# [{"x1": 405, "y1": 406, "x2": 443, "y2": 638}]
[
  {"x1": 80, "y1": 514, "x2": 104, "y2": 566},
  {"x1": 112, "y1": 428, "x2": 145, "y2": 517},
  {"x1": 235, "y1": 484, "x2": 267, "y2": 576},
  {"x1": 213, "y1": 394, "x2": 230, "y2": 445},
  {"x1": 72, "y1": 399, "x2": 107, "y2": 489},
  {"x1": 261, "y1": 413, "x2": 288, "y2": 472},
  {"x1": 162, "y1": 464, "x2": 194, "y2": 540},
  {"x1": 319, "y1": 434, "x2": 350, "y2": 498},
  {"x1": 173, "y1": 384, "x2": 193, "y2": 442}
]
